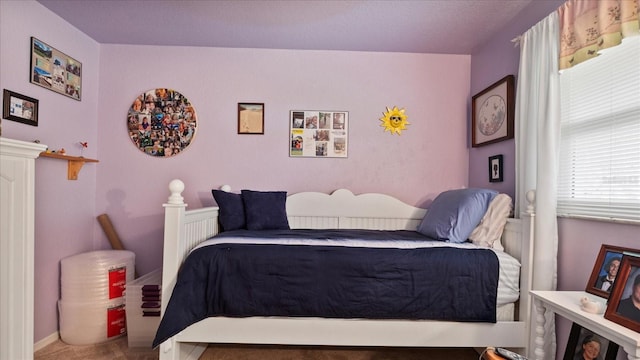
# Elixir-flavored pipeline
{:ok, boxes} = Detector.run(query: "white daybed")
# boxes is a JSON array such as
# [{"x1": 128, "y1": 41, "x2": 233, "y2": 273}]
[{"x1": 157, "y1": 179, "x2": 536, "y2": 360}]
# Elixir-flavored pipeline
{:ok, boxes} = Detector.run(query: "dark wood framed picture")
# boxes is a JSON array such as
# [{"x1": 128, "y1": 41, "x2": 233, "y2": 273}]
[
  {"x1": 30, "y1": 37, "x2": 82, "y2": 101},
  {"x1": 472, "y1": 75, "x2": 514, "y2": 147},
  {"x1": 604, "y1": 254, "x2": 640, "y2": 332},
  {"x1": 586, "y1": 245, "x2": 638, "y2": 298},
  {"x1": 237, "y1": 103, "x2": 264, "y2": 134},
  {"x1": 489, "y1": 154, "x2": 503, "y2": 182},
  {"x1": 563, "y1": 322, "x2": 619, "y2": 360},
  {"x1": 2, "y1": 89, "x2": 39, "y2": 127}
]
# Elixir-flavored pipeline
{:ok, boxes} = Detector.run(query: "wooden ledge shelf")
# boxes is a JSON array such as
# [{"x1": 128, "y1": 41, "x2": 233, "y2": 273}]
[{"x1": 39, "y1": 152, "x2": 99, "y2": 180}]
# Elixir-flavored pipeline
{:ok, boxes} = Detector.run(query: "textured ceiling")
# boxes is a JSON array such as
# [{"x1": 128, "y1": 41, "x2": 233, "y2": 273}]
[{"x1": 37, "y1": 0, "x2": 535, "y2": 54}]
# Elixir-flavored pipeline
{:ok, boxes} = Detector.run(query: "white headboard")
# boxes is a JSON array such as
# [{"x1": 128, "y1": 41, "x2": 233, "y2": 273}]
[{"x1": 286, "y1": 189, "x2": 427, "y2": 230}]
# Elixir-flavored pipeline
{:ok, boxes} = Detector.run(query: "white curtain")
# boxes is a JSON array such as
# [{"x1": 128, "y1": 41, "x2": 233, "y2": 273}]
[{"x1": 514, "y1": 11, "x2": 561, "y2": 359}]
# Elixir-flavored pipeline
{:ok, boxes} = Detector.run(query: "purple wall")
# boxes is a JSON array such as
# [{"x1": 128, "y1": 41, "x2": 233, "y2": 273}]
[
  {"x1": 96, "y1": 46, "x2": 472, "y2": 275},
  {"x1": 3, "y1": 1, "x2": 472, "y2": 343},
  {"x1": 470, "y1": 1, "x2": 638, "y2": 359},
  {"x1": 468, "y1": 0, "x2": 568, "y2": 199}
]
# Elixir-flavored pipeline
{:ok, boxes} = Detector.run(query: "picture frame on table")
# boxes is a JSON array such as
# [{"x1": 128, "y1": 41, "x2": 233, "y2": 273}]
[
  {"x1": 604, "y1": 254, "x2": 640, "y2": 332},
  {"x1": 586, "y1": 245, "x2": 638, "y2": 298},
  {"x1": 471, "y1": 75, "x2": 514, "y2": 147},
  {"x1": 237, "y1": 103, "x2": 264, "y2": 134},
  {"x1": 488, "y1": 154, "x2": 503, "y2": 182},
  {"x1": 2, "y1": 89, "x2": 39, "y2": 127},
  {"x1": 30, "y1": 37, "x2": 82, "y2": 101},
  {"x1": 563, "y1": 323, "x2": 619, "y2": 360}
]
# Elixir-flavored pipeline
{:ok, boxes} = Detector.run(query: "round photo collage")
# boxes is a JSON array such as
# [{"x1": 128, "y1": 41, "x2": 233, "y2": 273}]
[{"x1": 127, "y1": 88, "x2": 197, "y2": 157}]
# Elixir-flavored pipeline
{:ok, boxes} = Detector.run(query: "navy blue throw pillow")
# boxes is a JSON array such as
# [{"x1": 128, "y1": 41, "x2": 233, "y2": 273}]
[
  {"x1": 241, "y1": 190, "x2": 290, "y2": 230},
  {"x1": 211, "y1": 190, "x2": 246, "y2": 231}
]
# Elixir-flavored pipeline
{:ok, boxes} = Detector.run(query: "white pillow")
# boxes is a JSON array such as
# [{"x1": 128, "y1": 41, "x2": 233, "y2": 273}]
[{"x1": 468, "y1": 193, "x2": 513, "y2": 251}]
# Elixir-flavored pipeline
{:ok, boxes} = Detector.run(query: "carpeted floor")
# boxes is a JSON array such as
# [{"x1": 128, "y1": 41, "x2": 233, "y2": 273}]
[
  {"x1": 200, "y1": 344, "x2": 482, "y2": 360},
  {"x1": 35, "y1": 336, "x2": 484, "y2": 359},
  {"x1": 34, "y1": 336, "x2": 157, "y2": 360}
]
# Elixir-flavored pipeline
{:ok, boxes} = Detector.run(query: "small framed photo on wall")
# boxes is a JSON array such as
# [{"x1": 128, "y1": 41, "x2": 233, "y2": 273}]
[
  {"x1": 604, "y1": 254, "x2": 640, "y2": 332},
  {"x1": 238, "y1": 103, "x2": 264, "y2": 134},
  {"x1": 2, "y1": 89, "x2": 39, "y2": 127},
  {"x1": 488, "y1": 154, "x2": 503, "y2": 183},
  {"x1": 563, "y1": 323, "x2": 618, "y2": 360},
  {"x1": 586, "y1": 245, "x2": 638, "y2": 298}
]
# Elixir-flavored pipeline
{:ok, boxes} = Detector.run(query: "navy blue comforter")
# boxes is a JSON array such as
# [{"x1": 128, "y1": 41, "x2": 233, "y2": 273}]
[{"x1": 152, "y1": 229, "x2": 499, "y2": 348}]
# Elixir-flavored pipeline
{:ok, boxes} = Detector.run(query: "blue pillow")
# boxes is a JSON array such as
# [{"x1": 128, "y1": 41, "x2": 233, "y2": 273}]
[
  {"x1": 211, "y1": 190, "x2": 246, "y2": 231},
  {"x1": 417, "y1": 188, "x2": 498, "y2": 243},
  {"x1": 241, "y1": 190, "x2": 290, "y2": 230}
]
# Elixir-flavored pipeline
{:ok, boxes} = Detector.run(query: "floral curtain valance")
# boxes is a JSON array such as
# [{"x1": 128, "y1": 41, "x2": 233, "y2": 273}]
[{"x1": 558, "y1": 0, "x2": 639, "y2": 69}]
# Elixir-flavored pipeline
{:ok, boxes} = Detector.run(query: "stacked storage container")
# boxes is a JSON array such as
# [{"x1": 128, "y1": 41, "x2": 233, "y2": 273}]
[
  {"x1": 58, "y1": 250, "x2": 135, "y2": 345},
  {"x1": 125, "y1": 268, "x2": 162, "y2": 348}
]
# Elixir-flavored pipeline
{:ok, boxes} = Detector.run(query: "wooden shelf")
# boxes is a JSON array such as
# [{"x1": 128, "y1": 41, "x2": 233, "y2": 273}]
[{"x1": 39, "y1": 152, "x2": 99, "y2": 180}]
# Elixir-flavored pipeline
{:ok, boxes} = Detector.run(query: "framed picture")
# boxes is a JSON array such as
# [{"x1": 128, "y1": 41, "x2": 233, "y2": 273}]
[
  {"x1": 2, "y1": 89, "x2": 39, "y2": 127},
  {"x1": 604, "y1": 254, "x2": 640, "y2": 332},
  {"x1": 563, "y1": 323, "x2": 619, "y2": 360},
  {"x1": 238, "y1": 103, "x2": 264, "y2": 134},
  {"x1": 586, "y1": 245, "x2": 638, "y2": 298},
  {"x1": 30, "y1": 37, "x2": 82, "y2": 101},
  {"x1": 489, "y1": 154, "x2": 503, "y2": 182},
  {"x1": 289, "y1": 110, "x2": 348, "y2": 158},
  {"x1": 472, "y1": 75, "x2": 514, "y2": 147}
]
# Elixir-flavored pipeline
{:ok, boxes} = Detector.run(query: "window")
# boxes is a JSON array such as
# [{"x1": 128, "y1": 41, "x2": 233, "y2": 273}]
[{"x1": 557, "y1": 36, "x2": 640, "y2": 223}]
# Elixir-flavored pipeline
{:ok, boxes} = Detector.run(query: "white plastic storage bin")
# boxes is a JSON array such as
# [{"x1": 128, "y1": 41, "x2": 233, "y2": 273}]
[
  {"x1": 61, "y1": 250, "x2": 135, "y2": 302},
  {"x1": 58, "y1": 298, "x2": 127, "y2": 345},
  {"x1": 125, "y1": 268, "x2": 162, "y2": 348},
  {"x1": 59, "y1": 250, "x2": 135, "y2": 345}
]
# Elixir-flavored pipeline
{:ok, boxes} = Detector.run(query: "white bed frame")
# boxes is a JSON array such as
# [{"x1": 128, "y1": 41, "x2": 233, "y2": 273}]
[{"x1": 158, "y1": 179, "x2": 536, "y2": 360}]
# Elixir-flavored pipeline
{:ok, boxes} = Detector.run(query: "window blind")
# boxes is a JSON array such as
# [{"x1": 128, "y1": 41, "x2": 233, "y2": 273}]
[{"x1": 558, "y1": 36, "x2": 640, "y2": 222}]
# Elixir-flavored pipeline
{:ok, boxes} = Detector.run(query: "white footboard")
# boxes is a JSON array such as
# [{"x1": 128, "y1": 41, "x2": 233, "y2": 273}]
[
  {"x1": 159, "y1": 180, "x2": 219, "y2": 360},
  {"x1": 158, "y1": 180, "x2": 536, "y2": 359},
  {"x1": 161, "y1": 180, "x2": 219, "y2": 309}
]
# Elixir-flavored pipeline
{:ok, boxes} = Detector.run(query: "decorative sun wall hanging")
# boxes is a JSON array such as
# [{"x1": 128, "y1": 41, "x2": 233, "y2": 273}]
[
  {"x1": 380, "y1": 106, "x2": 409, "y2": 135},
  {"x1": 127, "y1": 88, "x2": 197, "y2": 157}
]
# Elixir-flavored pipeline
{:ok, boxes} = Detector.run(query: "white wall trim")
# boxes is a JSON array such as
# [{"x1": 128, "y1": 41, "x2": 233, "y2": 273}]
[
  {"x1": 1, "y1": 138, "x2": 47, "y2": 360},
  {"x1": 34, "y1": 331, "x2": 60, "y2": 352}
]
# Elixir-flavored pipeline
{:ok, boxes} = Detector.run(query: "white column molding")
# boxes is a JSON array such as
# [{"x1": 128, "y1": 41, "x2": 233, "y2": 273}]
[{"x1": 0, "y1": 138, "x2": 47, "y2": 360}]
